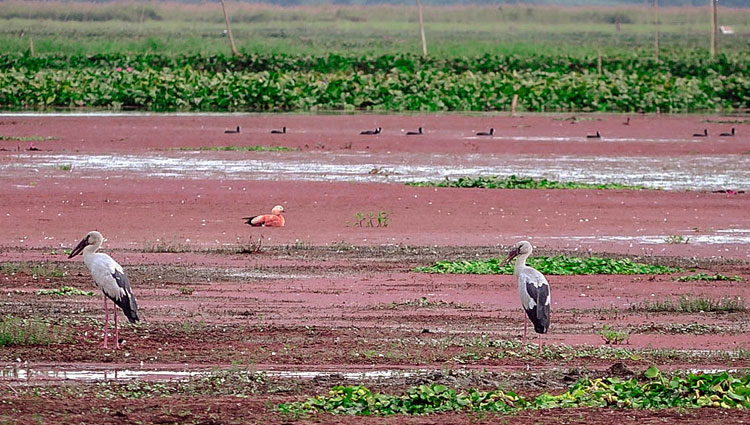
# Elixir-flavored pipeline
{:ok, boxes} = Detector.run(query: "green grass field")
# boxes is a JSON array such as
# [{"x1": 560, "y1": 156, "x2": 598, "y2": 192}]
[{"x1": 1, "y1": 2, "x2": 748, "y2": 57}]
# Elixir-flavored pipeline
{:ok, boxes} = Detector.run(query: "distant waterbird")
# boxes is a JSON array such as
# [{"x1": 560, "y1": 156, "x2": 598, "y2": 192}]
[
  {"x1": 244, "y1": 205, "x2": 285, "y2": 227},
  {"x1": 693, "y1": 129, "x2": 708, "y2": 137},
  {"x1": 360, "y1": 127, "x2": 382, "y2": 135},
  {"x1": 406, "y1": 127, "x2": 423, "y2": 136},
  {"x1": 500, "y1": 241, "x2": 551, "y2": 353},
  {"x1": 271, "y1": 127, "x2": 286, "y2": 134},
  {"x1": 224, "y1": 126, "x2": 240, "y2": 134},
  {"x1": 586, "y1": 131, "x2": 601, "y2": 139},
  {"x1": 68, "y1": 231, "x2": 139, "y2": 349},
  {"x1": 623, "y1": 117, "x2": 630, "y2": 126},
  {"x1": 720, "y1": 128, "x2": 735, "y2": 137},
  {"x1": 476, "y1": 128, "x2": 494, "y2": 136}
]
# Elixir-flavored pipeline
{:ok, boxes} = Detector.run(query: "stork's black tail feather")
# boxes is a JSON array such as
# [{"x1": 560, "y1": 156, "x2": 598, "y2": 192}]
[
  {"x1": 113, "y1": 294, "x2": 139, "y2": 323},
  {"x1": 525, "y1": 306, "x2": 550, "y2": 334},
  {"x1": 110, "y1": 270, "x2": 139, "y2": 323}
]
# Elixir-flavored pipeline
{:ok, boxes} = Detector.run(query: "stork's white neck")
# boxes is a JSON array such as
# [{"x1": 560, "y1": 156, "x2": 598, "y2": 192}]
[
  {"x1": 513, "y1": 252, "x2": 531, "y2": 275},
  {"x1": 82, "y1": 239, "x2": 102, "y2": 258}
]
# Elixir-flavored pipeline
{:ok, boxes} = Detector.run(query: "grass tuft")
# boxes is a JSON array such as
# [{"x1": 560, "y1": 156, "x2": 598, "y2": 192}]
[
  {"x1": 176, "y1": 146, "x2": 297, "y2": 152},
  {"x1": 634, "y1": 295, "x2": 746, "y2": 313},
  {"x1": 0, "y1": 317, "x2": 71, "y2": 347}
]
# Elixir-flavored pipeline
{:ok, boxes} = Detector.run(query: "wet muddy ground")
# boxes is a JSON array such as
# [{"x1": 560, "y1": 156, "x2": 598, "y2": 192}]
[{"x1": 1, "y1": 114, "x2": 749, "y2": 423}]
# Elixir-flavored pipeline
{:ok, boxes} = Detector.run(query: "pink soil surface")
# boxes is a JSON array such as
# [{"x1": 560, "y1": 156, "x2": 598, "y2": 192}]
[{"x1": 1, "y1": 114, "x2": 750, "y2": 423}]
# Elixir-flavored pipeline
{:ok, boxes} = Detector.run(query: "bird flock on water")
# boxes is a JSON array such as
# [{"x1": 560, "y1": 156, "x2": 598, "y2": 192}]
[
  {"x1": 66, "y1": 118, "x2": 740, "y2": 350},
  {"x1": 222, "y1": 121, "x2": 736, "y2": 139}
]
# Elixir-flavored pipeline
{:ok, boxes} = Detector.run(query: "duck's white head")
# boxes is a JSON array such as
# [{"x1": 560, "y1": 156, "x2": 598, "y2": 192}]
[
  {"x1": 271, "y1": 205, "x2": 285, "y2": 215},
  {"x1": 68, "y1": 231, "x2": 104, "y2": 258}
]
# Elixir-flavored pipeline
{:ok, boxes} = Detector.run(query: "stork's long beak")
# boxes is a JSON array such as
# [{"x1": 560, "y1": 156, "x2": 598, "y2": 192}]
[
  {"x1": 68, "y1": 237, "x2": 88, "y2": 258},
  {"x1": 499, "y1": 246, "x2": 520, "y2": 267}
]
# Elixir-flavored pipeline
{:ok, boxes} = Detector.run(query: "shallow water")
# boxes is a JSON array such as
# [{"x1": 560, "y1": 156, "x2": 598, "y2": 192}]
[
  {"x1": 5, "y1": 151, "x2": 750, "y2": 191},
  {"x1": 0, "y1": 366, "x2": 422, "y2": 383}
]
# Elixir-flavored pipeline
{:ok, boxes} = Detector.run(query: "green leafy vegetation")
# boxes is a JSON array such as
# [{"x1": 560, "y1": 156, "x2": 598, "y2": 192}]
[
  {"x1": 0, "y1": 317, "x2": 71, "y2": 347},
  {"x1": 279, "y1": 368, "x2": 750, "y2": 415},
  {"x1": 407, "y1": 176, "x2": 645, "y2": 190},
  {"x1": 1, "y1": 262, "x2": 67, "y2": 279},
  {"x1": 0, "y1": 135, "x2": 56, "y2": 142},
  {"x1": 55, "y1": 164, "x2": 72, "y2": 171},
  {"x1": 0, "y1": 368, "x2": 289, "y2": 400},
  {"x1": 381, "y1": 297, "x2": 470, "y2": 310},
  {"x1": 672, "y1": 273, "x2": 743, "y2": 282},
  {"x1": 1, "y1": 2, "x2": 747, "y2": 113},
  {"x1": 176, "y1": 146, "x2": 296, "y2": 152},
  {"x1": 633, "y1": 322, "x2": 722, "y2": 336},
  {"x1": 598, "y1": 324, "x2": 629, "y2": 345},
  {"x1": 142, "y1": 238, "x2": 192, "y2": 253},
  {"x1": 179, "y1": 286, "x2": 195, "y2": 296},
  {"x1": 36, "y1": 286, "x2": 95, "y2": 297},
  {"x1": 350, "y1": 211, "x2": 390, "y2": 228},
  {"x1": 1, "y1": 58, "x2": 744, "y2": 112},
  {"x1": 417, "y1": 256, "x2": 678, "y2": 275},
  {"x1": 664, "y1": 235, "x2": 690, "y2": 244},
  {"x1": 635, "y1": 295, "x2": 746, "y2": 313}
]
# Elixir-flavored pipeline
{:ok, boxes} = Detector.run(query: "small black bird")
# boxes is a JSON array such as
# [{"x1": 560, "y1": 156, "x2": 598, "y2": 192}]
[
  {"x1": 476, "y1": 128, "x2": 494, "y2": 136},
  {"x1": 586, "y1": 131, "x2": 601, "y2": 139},
  {"x1": 360, "y1": 127, "x2": 382, "y2": 135},
  {"x1": 623, "y1": 117, "x2": 630, "y2": 126},
  {"x1": 693, "y1": 129, "x2": 708, "y2": 137},
  {"x1": 224, "y1": 126, "x2": 240, "y2": 134},
  {"x1": 271, "y1": 127, "x2": 286, "y2": 134},
  {"x1": 719, "y1": 128, "x2": 735, "y2": 137},
  {"x1": 406, "y1": 127, "x2": 423, "y2": 136}
]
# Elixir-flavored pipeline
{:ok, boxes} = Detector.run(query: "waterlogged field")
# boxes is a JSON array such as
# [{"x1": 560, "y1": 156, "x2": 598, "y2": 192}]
[
  {"x1": 2, "y1": 1, "x2": 750, "y2": 423},
  {"x1": 1, "y1": 114, "x2": 750, "y2": 424}
]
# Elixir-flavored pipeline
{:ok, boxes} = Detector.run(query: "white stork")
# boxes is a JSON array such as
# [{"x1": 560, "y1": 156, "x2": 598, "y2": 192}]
[
  {"x1": 501, "y1": 241, "x2": 551, "y2": 352},
  {"x1": 68, "y1": 231, "x2": 139, "y2": 349}
]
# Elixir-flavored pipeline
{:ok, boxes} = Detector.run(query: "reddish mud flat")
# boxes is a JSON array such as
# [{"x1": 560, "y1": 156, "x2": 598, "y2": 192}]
[{"x1": 1, "y1": 114, "x2": 749, "y2": 424}]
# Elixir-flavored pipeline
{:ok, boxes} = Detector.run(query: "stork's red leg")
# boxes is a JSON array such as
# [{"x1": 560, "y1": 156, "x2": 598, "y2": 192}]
[
  {"x1": 538, "y1": 333, "x2": 543, "y2": 354},
  {"x1": 114, "y1": 308, "x2": 120, "y2": 349},
  {"x1": 523, "y1": 319, "x2": 528, "y2": 348},
  {"x1": 102, "y1": 295, "x2": 109, "y2": 348}
]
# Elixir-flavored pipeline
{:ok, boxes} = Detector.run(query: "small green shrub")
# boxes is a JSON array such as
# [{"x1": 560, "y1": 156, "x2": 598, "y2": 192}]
[
  {"x1": 350, "y1": 211, "x2": 390, "y2": 228},
  {"x1": 598, "y1": 324, "x2": 629, "y2": 345},
  {"x1": 664, "y1": 235, "x2": 690, "y2": 244}
]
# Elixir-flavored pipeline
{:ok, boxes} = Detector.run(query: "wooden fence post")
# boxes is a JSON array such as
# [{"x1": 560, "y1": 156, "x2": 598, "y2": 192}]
[
  {"x1": 220, "y1": 0, "x2": 240, "y2": 57},
  {"x1": 416, "y1": 0, "x2": 427, "y2": 58}
]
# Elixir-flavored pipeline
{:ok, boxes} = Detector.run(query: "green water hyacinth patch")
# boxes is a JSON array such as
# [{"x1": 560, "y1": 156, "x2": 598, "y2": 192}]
[
  {"x1": 36, "y1": 286, "x2": 95, "y2": 297},
  {"x1": 0, "y1": 56, "x2": 747, "y2": 112},
  {"x1": 407, "y1": 175, "x2": 646, "y2": 190},
  {"x1": 417, "y1": 256, "x2": 678, "y2": 275},
  {"x1": 279, "y1": 369, "x2": 750, "y2": 416},
  {"x1": 672, "y1": 273, "x2": 742, "y2": 282}
]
